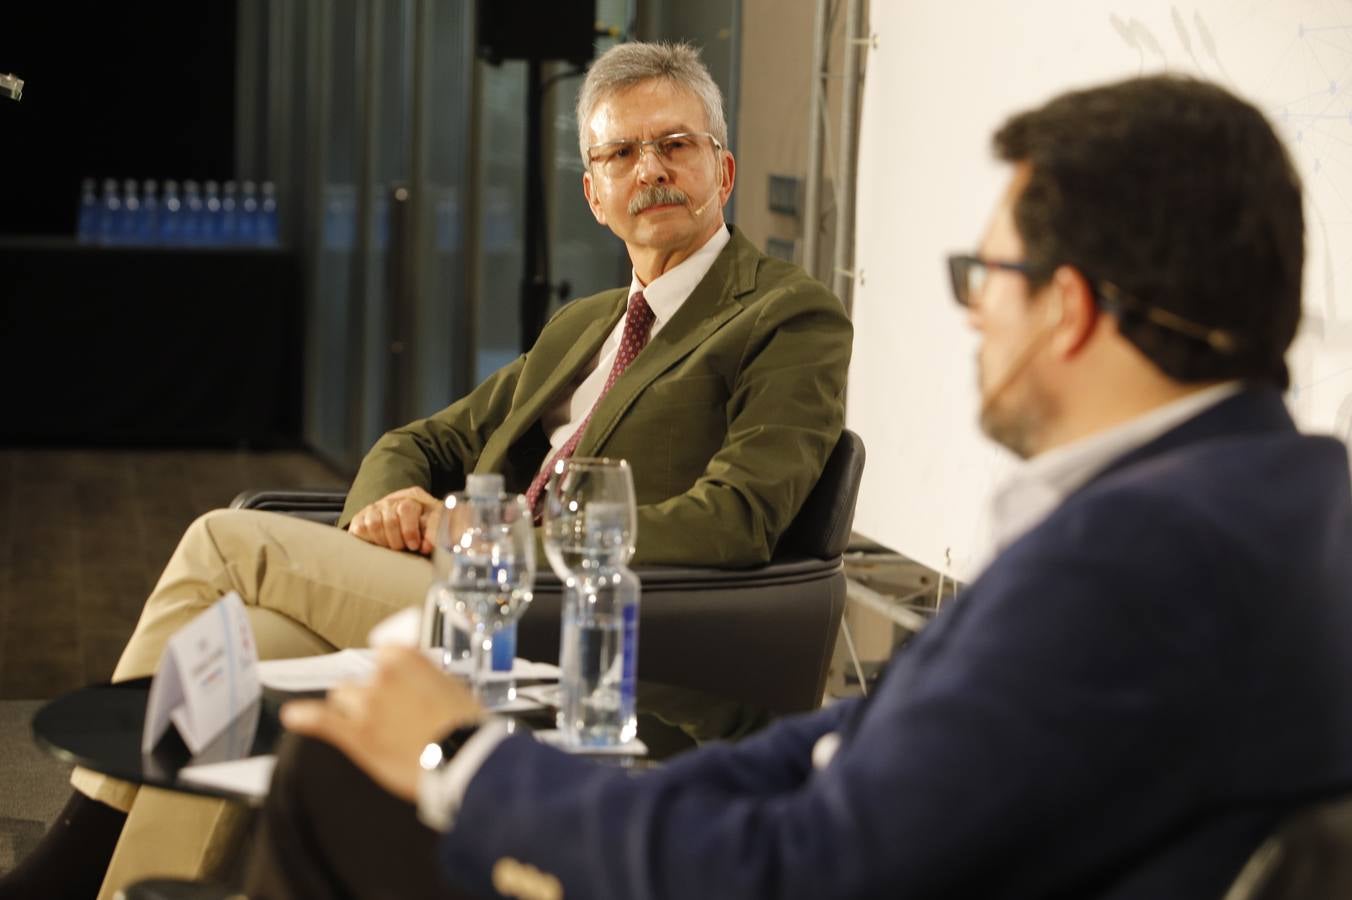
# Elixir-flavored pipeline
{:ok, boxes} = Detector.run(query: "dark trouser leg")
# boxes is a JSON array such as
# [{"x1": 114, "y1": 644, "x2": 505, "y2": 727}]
[
  {"x1": 244, "y1": 734, "x2": 469, "y2": 900},
  {"x1": 0, "y1": 791, "x2": 126, "y2": 900}
]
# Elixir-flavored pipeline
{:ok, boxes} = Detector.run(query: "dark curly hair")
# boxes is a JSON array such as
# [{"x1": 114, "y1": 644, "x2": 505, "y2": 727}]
[{"x1": 994, "y1": 75, "x2": 1304, "y2": 387}]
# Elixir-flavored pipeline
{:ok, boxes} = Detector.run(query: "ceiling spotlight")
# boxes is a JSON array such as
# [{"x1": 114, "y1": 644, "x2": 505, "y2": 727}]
[{"x1": 1, "y1": 74, "x2": 24, "y2": 102}]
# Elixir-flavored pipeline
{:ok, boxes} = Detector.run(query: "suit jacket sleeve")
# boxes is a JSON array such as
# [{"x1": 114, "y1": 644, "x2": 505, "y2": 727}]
[
  {"x1": 436, "y1": 489, "x2": 1243, "y2": 899},
  {"x1": 338, "y1": 355, "x2": 528, "y2": 528},
  {"x1": 633, "y1": 275, "x2": 852, "y2": 566},
  {"x1": 437, "y1": 700, "x2": 854, "y2": 900}
]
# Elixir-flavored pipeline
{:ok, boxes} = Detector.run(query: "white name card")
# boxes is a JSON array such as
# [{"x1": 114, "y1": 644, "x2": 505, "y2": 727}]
[{"x1": 142, "y1": 592, "x2": 261, "y2": 755}]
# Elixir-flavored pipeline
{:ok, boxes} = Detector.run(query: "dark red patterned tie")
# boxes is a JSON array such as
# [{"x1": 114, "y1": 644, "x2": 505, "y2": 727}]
[{"x1": 526, "y1": 292, "x2": 656, "y2": 515}]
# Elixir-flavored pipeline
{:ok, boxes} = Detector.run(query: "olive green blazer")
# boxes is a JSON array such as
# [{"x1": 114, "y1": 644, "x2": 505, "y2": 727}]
[{"x1": 341, "y1": 227, "x2": 852, "y2": 567}]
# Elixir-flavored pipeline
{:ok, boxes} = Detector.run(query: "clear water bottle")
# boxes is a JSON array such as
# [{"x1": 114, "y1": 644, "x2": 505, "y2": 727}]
[
  {"x1": 76, "y1": 178, "x2": 99, "y2": 244},
  {"x1": 557, "y1": 502, "x2": 641, "y2": 746},
  {"x1": 118, "y1": 179, "x2": 140, "y2": 245},
  {"x1": 237, "y1": 180, "x2": 259, "y2": 245},
  {"x1": 259, "y1": 181, "x2": 279, "y2": 247},
  {"x1": 220, "y1": 180, "x2": 238, "y2": 245},
  {"x1": 138, "y1": 180, "x2": 160, "y2": 245},
  {"x1": 97, "y1": 178, "x2": 121, "y2": 246},
  {"x1": 159, "y1": 180, "x2": 183, "y2": 245},
  {"x1": 203, "y1": 180, "x2": 223, "y2": 245},
  {"x1": 480, "y1": 620, "x2": 518, "y2": 709},
  {"x1": 182, "y1": 180, "x2": 204, "y2": 246},
  {"x1": 421, "y1": 474, "x2": 504, "y2": 671}
]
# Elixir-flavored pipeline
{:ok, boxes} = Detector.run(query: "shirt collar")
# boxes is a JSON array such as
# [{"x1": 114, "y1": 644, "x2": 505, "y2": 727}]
[
  {"x1": 626, "y1": 226, "x2": 731, "y2": 325},
  {"x1": 987, "y1": 381, "x2": 1243, "y2": 556}
]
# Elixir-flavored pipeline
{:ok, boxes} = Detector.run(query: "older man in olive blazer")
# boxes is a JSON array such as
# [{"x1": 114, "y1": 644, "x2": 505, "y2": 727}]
[
  {"x1": 344, "y1": 224, "x2": 849, "y2": 568},
  {"x1": 0, "y1": 42, "x2": 852, "y2": 900}
]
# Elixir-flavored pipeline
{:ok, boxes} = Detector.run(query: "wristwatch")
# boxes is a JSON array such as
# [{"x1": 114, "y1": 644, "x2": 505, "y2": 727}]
[
  {"x1": 416, "y1": 722, "x2": 484, "y2": 832},
  {"x1": 419, "y1": 723, "x2": 482, "y2": 772}
]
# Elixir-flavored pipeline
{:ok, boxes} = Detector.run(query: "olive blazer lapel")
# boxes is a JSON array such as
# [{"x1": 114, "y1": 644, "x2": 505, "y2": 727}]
[{"x1": 574, "y1": 228, "x2": 759, "y2": 457}]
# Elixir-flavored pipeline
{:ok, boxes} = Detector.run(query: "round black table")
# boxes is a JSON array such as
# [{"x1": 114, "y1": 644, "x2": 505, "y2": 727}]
[
  {"x1": 32, "y1": 676, "x2": 764, "y2": 808},
  {"x1": 32, "y1": 678, "x2": 287, "y2": 806}
]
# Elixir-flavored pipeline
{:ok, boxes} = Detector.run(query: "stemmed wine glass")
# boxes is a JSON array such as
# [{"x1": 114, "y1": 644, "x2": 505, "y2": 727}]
[
  {"x1": 435, "y1": 491, "x2": 535, "y2": 701},
  {"x1": 541, "y1": 457, "x2": 637, "y2": 579}
]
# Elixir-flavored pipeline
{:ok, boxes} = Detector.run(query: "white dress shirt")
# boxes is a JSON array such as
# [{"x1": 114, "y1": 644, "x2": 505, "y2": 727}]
[
  {"x1": 538, "y1": 226, "x2": 731, "y2": 459},
  {"x1": 985, "y1": 381, "x2": 1243, "y2": 561}
]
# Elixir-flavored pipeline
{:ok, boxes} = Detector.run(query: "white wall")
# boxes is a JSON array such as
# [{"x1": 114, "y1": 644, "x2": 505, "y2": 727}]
[{"x1": 848, "y1": 1, "x2": 1352, "y2": 578}]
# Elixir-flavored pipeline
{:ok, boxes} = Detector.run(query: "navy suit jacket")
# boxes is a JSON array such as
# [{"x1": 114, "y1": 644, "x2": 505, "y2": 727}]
[{"x1": 438, "y1": 388, "x2": 1352, "y2": 899}]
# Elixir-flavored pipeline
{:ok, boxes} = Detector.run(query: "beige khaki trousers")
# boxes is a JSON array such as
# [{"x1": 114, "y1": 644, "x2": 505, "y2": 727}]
[{"x1": 68, "y1": 508, "x2": 435, "y2": 900}]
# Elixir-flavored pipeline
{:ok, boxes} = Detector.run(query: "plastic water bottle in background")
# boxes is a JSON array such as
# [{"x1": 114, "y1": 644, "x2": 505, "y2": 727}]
[
  {"x1": 237, "y1": 181, "x2": 259, "y2": 245},
  {"x1": 138, "y1": 180, "x2": 160, "y2": 245},
  {"x1": 259, "y1": 181, "x2": 280, "y2": 247},
  {"x1": 182, "y1": 180, "x2": 204, "y2": 246},
  {"x1": 220, "y1": 180, "x2": 238, "y2": 245},
  {"x1": 97, "y1": 178, "x2": 121, "y2": 246},
  {"x1": 557, "y1": 502, "x2": 641, "y2": 746},
  {"x1": 159, "y1": 180, "x2": 182, "y2": 245},
  {"x1": 421, "y1": 474, "x2": 504, "y2": 672},
  {"x1": 76, "y1": 178, "x2": 99, "y2": 244},
  {"x1": 118, "y1": 180, "x2": 140, "y2": 245},
  {"x1": 202, "y1": 180, "x2": 223, "y2": 245}
]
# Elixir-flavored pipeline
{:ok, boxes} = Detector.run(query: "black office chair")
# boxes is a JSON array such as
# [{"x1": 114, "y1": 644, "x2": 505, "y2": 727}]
[
  {"x1": 231, "y1": 429, "x2": 866, "y2": 714},
  {"x1": 1222, "y1": 793, "x2": 1352, "y2": 900}
]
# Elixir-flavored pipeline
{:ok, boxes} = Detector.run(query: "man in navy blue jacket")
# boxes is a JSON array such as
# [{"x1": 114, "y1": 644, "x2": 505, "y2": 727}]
[{"x1": 247, "y1": 75, "x2": 1352, "y2": 899}]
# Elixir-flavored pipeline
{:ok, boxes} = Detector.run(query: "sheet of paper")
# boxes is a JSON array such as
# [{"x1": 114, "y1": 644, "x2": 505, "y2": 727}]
[
  {"x1": 179, "y1": 754, "x2": 277, "y2": 801},
  {"x1": 517, "y1": 684, "x2": 563, "y2": 708},
  {"x1": 142, "y1": 592, "x2": 261, "y2": 754},
  {"x1": 533, "y1": 730, "x2": 648, "y2": 757},
  {"x1": 257, "y1": 649, "x2": 379, "y2": 692},
  {"x1": 443, "y1": 656, "x2": 561, "y2": 683},
  {"x1": 142, "y1": 649, "x2": 187, "y2": 754},
  {"x1": 484, "y1": 694, "x2": 547, "y2": 714},
  {"x1": 258, "y1": 648, "x2": 560, "y2": 693}
]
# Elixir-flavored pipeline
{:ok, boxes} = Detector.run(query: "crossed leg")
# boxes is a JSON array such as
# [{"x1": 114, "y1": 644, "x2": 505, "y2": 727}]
[{"x1": 66, "y1": 508, "x2": 435, "y2": 899}]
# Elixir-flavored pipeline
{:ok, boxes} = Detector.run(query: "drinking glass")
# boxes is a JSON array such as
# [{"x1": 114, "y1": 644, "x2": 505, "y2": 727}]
[
  {"x1": 436, "y1": 492, "x2": 535, "y2": 700},
  {"x1": 541, "y1": 457, "x2": 637, "y2": 580}
]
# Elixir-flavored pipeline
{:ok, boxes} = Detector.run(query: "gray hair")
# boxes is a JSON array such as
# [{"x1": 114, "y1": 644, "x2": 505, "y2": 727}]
[{"x1": 575, "y1": 41, "x2": 728, "y2": 163}]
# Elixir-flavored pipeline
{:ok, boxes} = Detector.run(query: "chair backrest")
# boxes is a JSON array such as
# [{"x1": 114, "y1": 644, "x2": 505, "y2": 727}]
[
  {"x1": 774, "y1": 428, "x2": 866, "y2": 561},
  {"x1": 1223, "y1": 793, "x2": 1352, "y2": 900}
]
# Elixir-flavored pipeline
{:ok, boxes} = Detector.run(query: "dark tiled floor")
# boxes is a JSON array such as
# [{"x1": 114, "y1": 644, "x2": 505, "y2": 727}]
[{"x1": 0, "y1": 448, "x2": 347, "y2": 699}]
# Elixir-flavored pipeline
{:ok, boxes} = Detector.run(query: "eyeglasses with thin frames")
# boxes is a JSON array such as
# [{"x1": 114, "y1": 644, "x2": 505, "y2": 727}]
[{"x1": 586, "y1": 132, "x2": 722, "y2": 180}]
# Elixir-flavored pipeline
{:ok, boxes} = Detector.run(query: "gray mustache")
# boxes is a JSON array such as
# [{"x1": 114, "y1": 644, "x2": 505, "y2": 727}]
[{"x1": 628, "y1": 185, "x2": 690, "y2": 216}]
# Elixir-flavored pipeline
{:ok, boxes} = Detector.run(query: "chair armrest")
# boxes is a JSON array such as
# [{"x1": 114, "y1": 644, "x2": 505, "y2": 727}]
[
  {"x1": 229, "y1": 489, "x2": 347, "y2": 526},
  {"x1": 227, "y1": 489, "x2": 846, "y2": 712}
]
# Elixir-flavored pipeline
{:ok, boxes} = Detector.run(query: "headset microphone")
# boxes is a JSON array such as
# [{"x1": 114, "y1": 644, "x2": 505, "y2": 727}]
[
  {"x1": 977, "y1": 297, "x2": 1064, "y2": 420},
  {"x1": 689, "y1": 188, "x2": 721, "y2": 217},
  {"x1": 688, "y1": 161, "x2": 727, "y2": 217}
]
